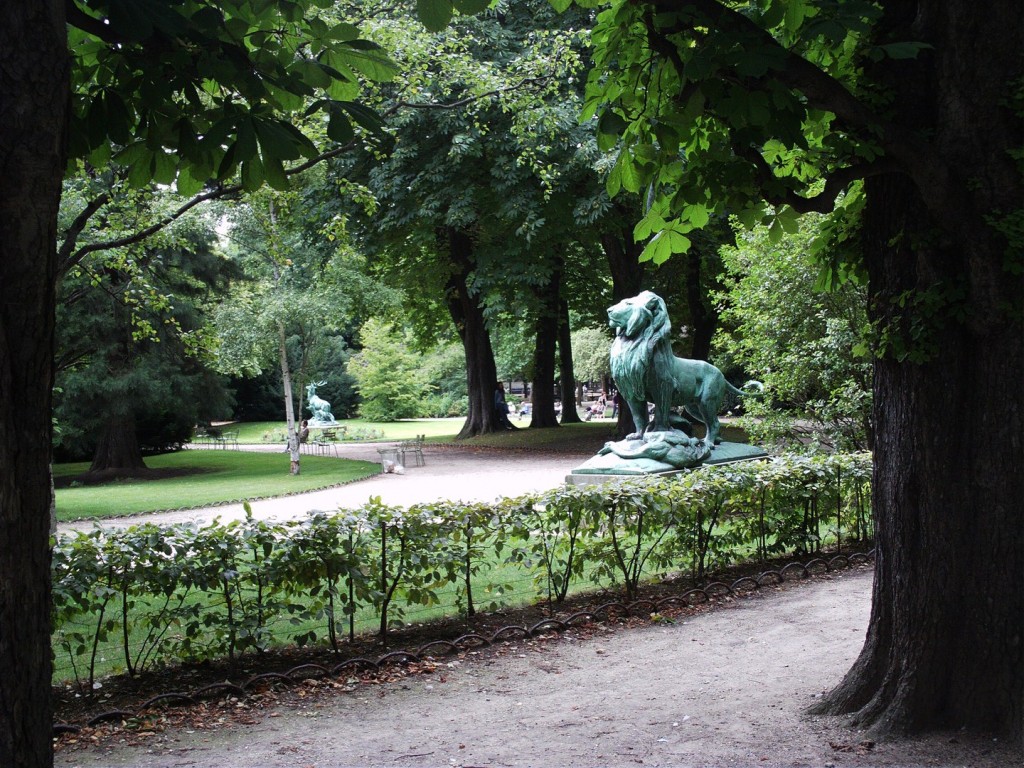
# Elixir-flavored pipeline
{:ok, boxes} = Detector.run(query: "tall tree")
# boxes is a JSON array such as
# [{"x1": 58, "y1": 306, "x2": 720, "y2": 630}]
[
  {"x1": 0, "y1": 7, "x2": 67, "y2": 765},
  {"x1": 581, "y1": 0, "x2": 1023, "y2": 740},
  {"x1": 327, "y1": 0, "x2": 602, "y2": 436},
  {"x1": 54, "y1": 220, "x2": 233, "y2": 469},
  {"x1": 1, "y1": 1, "x2": 404, "y2": 762}
]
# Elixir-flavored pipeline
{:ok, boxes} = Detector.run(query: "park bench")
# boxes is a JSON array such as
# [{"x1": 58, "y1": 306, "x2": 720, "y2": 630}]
[
  {"x1": 213, "y1": 429, "x2": 239, "y2": 450},
  {"x1": 192, "y1": 426, "x2": 238, "y2": 449},
  {"x1": 398, "y1": 434, "x2": 426, "y2": 467}
]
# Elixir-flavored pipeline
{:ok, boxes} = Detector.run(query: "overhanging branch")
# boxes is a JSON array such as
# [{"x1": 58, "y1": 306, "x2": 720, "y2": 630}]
[
  {"x1": 735, "y1": 143, "x2": 898, "y2": 213},
  {"x1": 641, "y1": 0, "x2": 959, "y2": 220}
]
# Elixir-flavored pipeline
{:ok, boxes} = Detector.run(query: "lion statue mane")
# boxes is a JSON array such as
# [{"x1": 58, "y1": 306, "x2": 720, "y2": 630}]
[{"x1": 608, "y1": 291, "x2": 760, "y2": 449}]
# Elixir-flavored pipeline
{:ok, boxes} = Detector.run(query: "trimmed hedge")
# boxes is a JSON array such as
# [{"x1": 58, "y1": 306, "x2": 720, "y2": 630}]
[{"x1": 52, "y1": 451, "x2": 872, "y2": 688}]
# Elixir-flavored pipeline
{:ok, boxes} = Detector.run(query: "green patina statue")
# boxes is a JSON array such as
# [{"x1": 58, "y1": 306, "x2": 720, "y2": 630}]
[
  {"x1": 571, "y1": 290, "x2": 763, "y2": 474},
  {"x1": 608, "y1": 291, "x2": 762, "y2": 451}
]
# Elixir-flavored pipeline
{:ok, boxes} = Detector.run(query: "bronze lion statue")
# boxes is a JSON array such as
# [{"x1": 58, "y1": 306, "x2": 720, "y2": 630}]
[{"x1": 608, "y1": 291, "x2": 761, "y2": 448}]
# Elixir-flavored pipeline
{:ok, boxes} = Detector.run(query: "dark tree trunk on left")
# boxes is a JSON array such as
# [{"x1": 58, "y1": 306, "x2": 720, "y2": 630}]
[
  {"x1": 557, "y1": 298, "x2": 582, "y2": 424},
  {"x1": 0, "y1": 3, "x2": 67, "y2": 766}
]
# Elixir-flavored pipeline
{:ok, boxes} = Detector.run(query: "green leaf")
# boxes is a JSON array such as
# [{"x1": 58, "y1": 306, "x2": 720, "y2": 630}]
[
  {"x1": 262, "y1": 156, "x2": 290, "y2": 190},
  {"x1": 254, "y1": 118, "x2": 303, "y2": 161},
  {"x1": 175, "y1": 165, "x2": 204, "y2": 197},
  {"x1": 683, "y1": 203, "x2": 710, "y2": 229},
  {"x1": 761, "y1": 0, "x2": 786, "y2": 28},
  {"x1": 337, "y1": 45, "x2": 400, "y2": 82},
  {"x1": 236, "y1": 119, "x2": 259, "y2": 163},
  {"x1": 151, "y1": 151, "x2": 177, "y2": 185},
  {"x1": 338, "y1": 101, "x2": 385, "y2": 136},
  {"x1": 240, "y1": 158, "x2": 265, "y2": 192},
  {"x1": 453, "y1": 0, "x2": 490, "y2": 13},
  {"x1": 784, "y1": 0, "x2": 808, "y2": 34},
  {"x1": 606, "y1": 163, "x2": 622, "y2": 198},
  {"x1": 597, "y1": 109, "x2": 628, "y2": 137},
  {"x1": 127, "y1": 149, "x2": 155, "y2": 187},
  {"x1": 639, "y1": 228, "x2": 691, "y2": 264},
  {"x1": 633, "y1": 210, "x2": 666, "y2": 241},
  {"x1": 618, "y1": 154, "x2": 642, "y2": 193},
  {"x1": 327, "y1": 107, "x2": 355, "y2": 143},
  {"x1": 417, "y1": 0, "x2": 453, "y2": 32},
  {"x1": 291, "y1": 59, "x2": 332, "y2": 90}
]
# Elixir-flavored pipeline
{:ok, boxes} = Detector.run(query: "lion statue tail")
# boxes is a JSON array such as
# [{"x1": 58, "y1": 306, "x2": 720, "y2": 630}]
[{"x1": 726, "y1": 379, "x2": 765, "y2": 398}]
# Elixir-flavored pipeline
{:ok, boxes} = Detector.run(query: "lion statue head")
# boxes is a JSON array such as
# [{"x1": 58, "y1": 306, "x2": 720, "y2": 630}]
[
  {"x1": 607, "y1": 291, "x2": 672, "y2": 407},
  {"x1": 607, "y1": 290, "x2": 671, "y2": 342}
]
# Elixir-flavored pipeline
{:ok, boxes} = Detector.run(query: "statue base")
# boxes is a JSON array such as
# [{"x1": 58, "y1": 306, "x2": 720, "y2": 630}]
[
  {"x1": 308, "y1": 419, "x2": 339, "y2": 428},
  {"x1": 566, "y1": 441, "x2": 769, "y2": 487}
]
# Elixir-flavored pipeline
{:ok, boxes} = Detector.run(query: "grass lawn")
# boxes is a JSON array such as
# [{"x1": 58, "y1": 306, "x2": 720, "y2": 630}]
[{"x1": 53, "y1": 451, "x2": 378, "y2": 521}]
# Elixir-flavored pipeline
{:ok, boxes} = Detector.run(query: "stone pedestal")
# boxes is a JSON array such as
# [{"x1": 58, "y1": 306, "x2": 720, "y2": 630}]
[{"x1": 565, "y1": 441, "x2": 769, "y2": 487}]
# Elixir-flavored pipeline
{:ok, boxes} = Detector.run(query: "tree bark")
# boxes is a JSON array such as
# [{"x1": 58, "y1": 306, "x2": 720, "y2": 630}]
[
  {"x1": 0, "y1": 3, "x2": 67, "y2": 765},
  {"x1": 444, "y1": 229, "x2": 502, "y2": 439},
  {"x1": 557, "y1": 298, "x2": 582, "y2": 424},
  {"x1": 278, "y1": 321, "x2": 301, "y2": 474},
  {"x1": 602, "y1": 220, "x2": 646, "y2": 437},
  {"x1": 528, "y1": 267, "x2": 562, "y2": 429},
  {"x1": 811, "y1": 0, "x2": 1024, "y2": 741},
  {"x1": 89, "y1": 416, "x2": 147, "y2": 472},
  {"x1": 684, "y1": 250, "x2": 717, "y2": 361},
  {"x1": 601, "y1": 213, "x2": 645, "y2": 302}
]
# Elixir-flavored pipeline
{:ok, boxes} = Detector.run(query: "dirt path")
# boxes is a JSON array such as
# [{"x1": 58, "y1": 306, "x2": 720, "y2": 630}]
[{"x1": 54, "y1": 569, "x2": 1019, "y2": 768}]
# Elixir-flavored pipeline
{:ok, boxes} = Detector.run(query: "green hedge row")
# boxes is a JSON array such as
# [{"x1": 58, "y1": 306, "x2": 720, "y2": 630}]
[{"x1": 53, "y1": 452, "x2": 872, "y2": 689}]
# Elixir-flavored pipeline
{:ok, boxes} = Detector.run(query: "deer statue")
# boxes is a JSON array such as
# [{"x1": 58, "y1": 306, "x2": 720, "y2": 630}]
[{"x1": 305, "y1": 381, "x2": 336, "y2": 424}]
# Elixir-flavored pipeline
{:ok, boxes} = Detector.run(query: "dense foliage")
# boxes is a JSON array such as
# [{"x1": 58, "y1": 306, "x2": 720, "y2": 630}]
[{"x1": 714, "y1": 216, "x2": 871, "y2": 450}]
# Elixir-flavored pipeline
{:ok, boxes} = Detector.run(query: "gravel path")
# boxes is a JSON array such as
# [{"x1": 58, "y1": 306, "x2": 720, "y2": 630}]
[
  {"x1": 54, "y1": 569, "x2": 1019, "y2": 768},
  {"x1": 58, "y1": 443, "x2": 591, "y2": 533}
]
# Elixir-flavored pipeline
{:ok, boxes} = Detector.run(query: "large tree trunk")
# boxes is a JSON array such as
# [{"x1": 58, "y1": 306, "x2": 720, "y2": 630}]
[
  {"x1": 0, "y1": 4, "x2": 67, "y2": 765},
  {"x1": 684, "y1": 250, "x2": 717, "y2": 362},
  {"x1": 444, "y1": 229, "x2": 502, "y2": 439},
  {"x1": 557, "y1": 298, "x2": 582, "y2": 424},
  {"x1": 812, "y1": 0, "x2": 1023, "y2": 740},
  {"x1": 90, "y1": 416, "x2": 146, "y2": 472}
]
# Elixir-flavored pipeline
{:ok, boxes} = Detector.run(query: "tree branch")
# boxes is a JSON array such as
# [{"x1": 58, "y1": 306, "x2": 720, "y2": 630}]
[
  {"x1": 65, "y1": 0, "x2": 126, "y2": 45},
  {"x1": 63, "y1": 185, "x2": 240, "y2": 271},
  {"x1": 57, "y1": 192, "x2": 111, "y2": 273},
  {"x1": 642, "y1": 0, "x2": 960, "y2": 219},
  {"x1": 61, "y1": 70, "x2": 556, "y2": 266},
  {"x1": 734, "y1": 143, "x2": 898, "y2": 213},
  {"x1": 394, "y1": 74, "x2": 554, "y2": 111}
]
